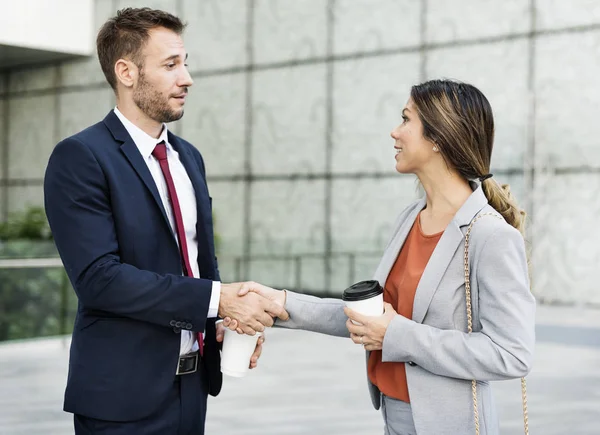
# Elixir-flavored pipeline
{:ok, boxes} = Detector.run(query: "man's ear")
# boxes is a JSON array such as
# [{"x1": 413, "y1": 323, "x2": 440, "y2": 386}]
[{"x1": 114, "y1": 59, "x2": 138, "y2": 89}]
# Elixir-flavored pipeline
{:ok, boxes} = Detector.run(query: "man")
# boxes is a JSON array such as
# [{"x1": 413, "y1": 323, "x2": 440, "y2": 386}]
[{"x1": 44, "y1": 8, "x2": 285, "y2": 435}]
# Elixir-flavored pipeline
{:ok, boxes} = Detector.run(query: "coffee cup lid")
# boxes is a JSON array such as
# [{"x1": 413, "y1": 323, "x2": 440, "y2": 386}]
[{"x1": 342, "y1": 280, "x2": 383, "y2": 302}]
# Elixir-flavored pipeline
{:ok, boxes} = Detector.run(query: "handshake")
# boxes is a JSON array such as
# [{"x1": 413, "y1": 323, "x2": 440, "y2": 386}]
[{"x1": 217, "y1": 281, "x2": 286, "y2": 335}]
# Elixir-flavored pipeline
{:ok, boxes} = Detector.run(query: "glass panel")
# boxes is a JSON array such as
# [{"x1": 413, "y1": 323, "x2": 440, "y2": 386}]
[{"x1": 0, "y1": 264, "x2": 76, "y2": 342}]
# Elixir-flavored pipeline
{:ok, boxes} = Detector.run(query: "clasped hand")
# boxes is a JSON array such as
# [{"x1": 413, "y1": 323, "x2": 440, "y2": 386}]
[
  {"x1": 344, "y1": 302, "x2": 396, "y2": 351},
  {"x1": 216, "y1": 281, "x2": 286, "y2": 371},
  {"x1": 217, "y1": 281, "x2": 288, "y2": 335},
  {"x1": 221, "y1": 282, "x2": 286, "y2": 335}
]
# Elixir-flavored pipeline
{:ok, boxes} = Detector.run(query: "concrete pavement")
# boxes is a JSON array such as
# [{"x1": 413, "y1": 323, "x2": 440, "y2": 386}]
[{"x1": 1, "y1": 304, "x2": 599, "y2": 434}]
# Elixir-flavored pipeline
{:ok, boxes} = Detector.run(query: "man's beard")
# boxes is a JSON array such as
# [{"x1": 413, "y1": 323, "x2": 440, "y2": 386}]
[{"x1": 133, "y1": 72, "x2": 185, "y2": 124}]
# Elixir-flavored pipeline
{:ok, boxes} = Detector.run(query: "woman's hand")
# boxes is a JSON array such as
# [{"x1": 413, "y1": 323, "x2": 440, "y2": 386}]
[
  {"x1": 223, "y1": 282, "x2": 287, "y2": 334},
  {"x1": 344, "y1": 302, "x2": 397, "y2": 351}
]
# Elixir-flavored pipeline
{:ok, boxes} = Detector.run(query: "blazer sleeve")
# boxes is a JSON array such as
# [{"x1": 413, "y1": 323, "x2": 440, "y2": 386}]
[
  {"x1": 276, "y1": 291, "x2": 350, "y2": 338},
  {"x1": 381, "y1": 225, "x2": 536, "y2": 381},
  {"x1": 44, "y1": 137, "x2": 213, "y2": 331}
]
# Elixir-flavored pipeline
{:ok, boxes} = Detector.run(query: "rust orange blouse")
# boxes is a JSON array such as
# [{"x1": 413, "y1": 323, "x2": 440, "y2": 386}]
[{"x1": 367, "y1": 212, "x2": 443, "y2": 402}]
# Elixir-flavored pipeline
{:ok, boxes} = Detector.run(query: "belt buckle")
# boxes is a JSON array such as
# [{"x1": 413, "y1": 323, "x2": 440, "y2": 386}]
[{"x1": 176, "y1": 350, "x2": 199, "y2": 375}]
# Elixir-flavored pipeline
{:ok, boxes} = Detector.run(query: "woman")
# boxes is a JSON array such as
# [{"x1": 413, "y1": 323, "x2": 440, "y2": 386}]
[{"x1": 230, "y1": 79, "x2": 535, "y2": 435}]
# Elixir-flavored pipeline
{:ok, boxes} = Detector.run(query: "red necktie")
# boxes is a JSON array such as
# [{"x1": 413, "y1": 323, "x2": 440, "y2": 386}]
[{"x1": 152, "y1": 141, "x2": 204, "y2": 356}]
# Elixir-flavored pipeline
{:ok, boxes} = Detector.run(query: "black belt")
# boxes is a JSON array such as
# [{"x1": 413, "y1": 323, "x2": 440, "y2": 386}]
[{"x1": 176, "y1": 350, "x2": 199, "y2": 375}]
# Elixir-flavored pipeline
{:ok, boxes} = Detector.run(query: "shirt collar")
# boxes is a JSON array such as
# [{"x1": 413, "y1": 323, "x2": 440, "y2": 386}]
[{"x1": 113, "y1": 107, "x2": 170, "y2": 160}]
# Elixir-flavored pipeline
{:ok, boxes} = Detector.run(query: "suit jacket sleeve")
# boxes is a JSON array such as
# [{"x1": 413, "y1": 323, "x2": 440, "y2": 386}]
[
  {"x1": 381, "y1": 225, "x2": 536, "y2": 381},
  {"x1": 276, "y1": 291, "x2": 350, "y2": 338},
  {"x1": 44, "y1": 137, "x2": 213, "y2": 331}
]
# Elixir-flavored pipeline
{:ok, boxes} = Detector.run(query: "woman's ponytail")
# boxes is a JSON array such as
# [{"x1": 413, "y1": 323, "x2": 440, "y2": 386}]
[{"x1": 482, "y1": 179, "x2": 526, "y2": 236}]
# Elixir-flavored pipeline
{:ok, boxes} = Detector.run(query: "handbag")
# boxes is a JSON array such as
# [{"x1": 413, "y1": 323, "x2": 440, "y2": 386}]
[{"x1": 463, "y1": 213, "x2": 530, "y2": 435}]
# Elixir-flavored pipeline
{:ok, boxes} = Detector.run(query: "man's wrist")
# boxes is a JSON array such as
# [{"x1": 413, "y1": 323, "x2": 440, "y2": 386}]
[{"x1": 207, "y1": 281, "x2": 221, "y2": 318}]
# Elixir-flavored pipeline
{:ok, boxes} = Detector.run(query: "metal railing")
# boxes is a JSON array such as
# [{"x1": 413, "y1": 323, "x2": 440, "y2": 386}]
[
  {"x1": 232, "y1": 251, "x2": 382, "y2": 295},
  {"x1": 0, "y1": 251, "x2": 382, "y2": 341}
]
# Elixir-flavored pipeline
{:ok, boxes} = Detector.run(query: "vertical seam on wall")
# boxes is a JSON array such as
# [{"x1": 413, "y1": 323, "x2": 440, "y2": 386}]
[
  {"x1": 526, "y1": 0, "x2": 537, "y2": 287},
  {"x1": 420, "y1": 0, "x2": 428, "y2": 80},
  {"x1": 526, "y1": 0, "x2": 537, "y2": 223},
  {"x1": 1, "y1": 75, "x2": 8, "y2": 220},
  {"x1": 243, "y1": 0, "x2": 255, "y2": 278},
  {"x1": 45, "y1": 64, "x2": 62, "y2": 220},
  {"x1": 173, "y1": 0, "x2": 185, "y2": 136},
  {"x1": 54, "y1": 64, "x2": 62, "y2": 149},
  {"x1": 324, "y1": 0, "x2": 335, "y2": 291}
]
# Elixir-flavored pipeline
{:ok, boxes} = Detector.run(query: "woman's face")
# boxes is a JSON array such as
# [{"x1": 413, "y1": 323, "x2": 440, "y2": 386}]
[{"x1": 390, "y1": 98, "x2": 438, "y2": 174}]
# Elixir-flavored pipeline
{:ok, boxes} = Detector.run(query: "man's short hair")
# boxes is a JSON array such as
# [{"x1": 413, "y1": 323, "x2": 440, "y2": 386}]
[{"x1": 96, "y1": 7, "x2": 186, "y2": 90}]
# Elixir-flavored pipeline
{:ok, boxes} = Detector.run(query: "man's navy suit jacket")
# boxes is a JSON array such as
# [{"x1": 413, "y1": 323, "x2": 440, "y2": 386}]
[{"x1": 44, "y1": 110, "x2": 222, "y2": 421}]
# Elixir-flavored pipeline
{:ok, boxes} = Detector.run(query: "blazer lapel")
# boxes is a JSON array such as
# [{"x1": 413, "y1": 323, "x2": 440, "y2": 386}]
[
  {"x1": 103, "y1": 111, "x2": 174, "y2": 238},
  {"x1": 374, "y1": 199, "x2": 425, "y2": 285},
  {"x1": 411, "y1": 223, "x2": 464, "y2": 323},
  {"x1": 120, "y1": 140, "x2": 175, "y2": 234},
  {"x1": 412, "y1": 183, "x2": 489, "y2": 324},
  {"x1": 169, "y1": 135, "x2": 216, "y2": 272}
]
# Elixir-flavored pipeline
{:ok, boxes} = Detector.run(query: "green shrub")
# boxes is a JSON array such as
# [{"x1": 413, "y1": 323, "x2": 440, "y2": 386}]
[{"x1": 0, "y1": 207, "x2": 52, "y2": 242}]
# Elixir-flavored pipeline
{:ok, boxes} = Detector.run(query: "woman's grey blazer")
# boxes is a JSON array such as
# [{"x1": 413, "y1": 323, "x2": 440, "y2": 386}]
[{"x1": 277, "y1": 184, "x2": 536, "y2": 435}]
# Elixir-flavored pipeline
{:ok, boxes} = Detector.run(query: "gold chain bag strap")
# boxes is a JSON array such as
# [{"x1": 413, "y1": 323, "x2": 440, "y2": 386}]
[{"x1": 463, "y1": 213, "x2": 529, "y2": 435}]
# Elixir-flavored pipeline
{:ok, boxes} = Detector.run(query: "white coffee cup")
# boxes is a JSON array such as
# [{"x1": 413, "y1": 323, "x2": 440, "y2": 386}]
[
  {"x1": 220, "y1": 328, "x2": 262, "y2": 377},
  {"x1": 342, "y1": 280, "x2": 384, "y2": 324}
]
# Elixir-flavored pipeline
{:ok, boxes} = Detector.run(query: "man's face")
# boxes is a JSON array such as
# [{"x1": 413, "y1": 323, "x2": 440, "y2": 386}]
[{"x1": 133, "y1": 27, "x2": 193, "y2": 123}]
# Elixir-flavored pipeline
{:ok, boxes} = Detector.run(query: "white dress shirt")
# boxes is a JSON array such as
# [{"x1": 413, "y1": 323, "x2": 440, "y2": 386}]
[{"x1": 114, "y1": 108, "x2": 220, "y2": 356}]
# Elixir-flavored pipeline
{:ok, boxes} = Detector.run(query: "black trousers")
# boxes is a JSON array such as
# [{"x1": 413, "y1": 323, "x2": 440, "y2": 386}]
[{"x1": 74, "y1": 363, "x2": 208, "y2": 435}]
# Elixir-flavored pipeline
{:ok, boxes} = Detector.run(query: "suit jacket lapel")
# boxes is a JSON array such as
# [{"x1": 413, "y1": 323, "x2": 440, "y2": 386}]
[
  {"x1": 169, "y1": 134, "x2": 216, "y2": 275},
  {"x1": 412, "y1": 183, "x2": 489, "y2": 324},
  {"x1": 103, "y1": 111, "x2": 175, "y2": 239},
  {"x1": 120, "y1": 141, "x2": 176, "y2": 235}
]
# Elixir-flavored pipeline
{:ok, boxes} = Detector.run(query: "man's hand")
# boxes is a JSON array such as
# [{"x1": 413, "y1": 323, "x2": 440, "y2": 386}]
[
  {"x1": 224, "y1": 282, "x2": 287, "y2": 333},
  {"x1": 216, "y1": 320, "x2": 226, "y2": 343},
  {"x1": 218, "y1": 282, "x2": 289, "y2": 335},
  {"x1": 249, "y1": 334, "x2": 264, "y2": 369},
  {"x1": 216, "y1": 320, "x2": 265, "y2": 369},
  {"x1": 344, "y1": 302, "x2": 397, "y2": 351}
]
